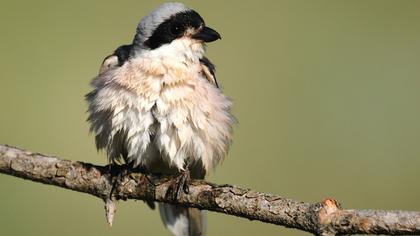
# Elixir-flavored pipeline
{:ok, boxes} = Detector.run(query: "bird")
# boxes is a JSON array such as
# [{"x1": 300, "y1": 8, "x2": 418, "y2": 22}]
[{"x1": 86, "y1": 2, "x2": 235, "y2": 236}]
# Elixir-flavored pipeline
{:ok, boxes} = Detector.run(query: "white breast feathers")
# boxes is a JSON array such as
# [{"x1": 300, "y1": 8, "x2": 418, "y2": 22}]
[{"x1": 87, "y1": 38, "x2": 235, "y2": 172}]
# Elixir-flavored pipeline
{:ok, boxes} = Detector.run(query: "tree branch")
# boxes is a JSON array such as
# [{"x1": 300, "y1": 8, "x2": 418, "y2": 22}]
[{"x1": 0, "y1": 144, "x2": 419, "y2": 235}]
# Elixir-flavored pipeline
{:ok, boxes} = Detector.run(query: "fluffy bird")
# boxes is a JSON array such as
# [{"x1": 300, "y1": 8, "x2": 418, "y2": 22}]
[{"x1": 87, "y1": 2, "x2": 235, "y2": 236}]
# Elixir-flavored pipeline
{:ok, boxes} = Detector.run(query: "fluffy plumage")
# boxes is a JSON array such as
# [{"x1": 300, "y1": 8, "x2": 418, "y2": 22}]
[
  {"x1": 88, "y1": 38, "x2": 233, "y2": 171},
  {"x1": 86, "y1": 3, "x2": 234, "y2": 236}
]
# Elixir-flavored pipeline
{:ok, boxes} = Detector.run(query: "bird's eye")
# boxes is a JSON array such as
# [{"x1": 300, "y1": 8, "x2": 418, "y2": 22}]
[{"x1": 171, "y1": 24, "x2": 182, "y2": 35}]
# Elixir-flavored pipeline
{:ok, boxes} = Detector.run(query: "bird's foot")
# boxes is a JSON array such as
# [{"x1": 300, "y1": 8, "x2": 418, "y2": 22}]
[
  {"x1": 104, "y1": 164, "x2": 130, "y2": 227},
  {"x1": 109, "y1": 164, "x2": 156, "y2": 209},
  {"x1": 109, "y1": 164, "x2": 132, "y2": 198},
  {"x1": 170, "y1": 170, "x2": 191, "y2": 200}
]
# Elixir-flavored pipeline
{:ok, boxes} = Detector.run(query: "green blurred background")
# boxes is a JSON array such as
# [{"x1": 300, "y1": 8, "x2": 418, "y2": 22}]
[{"x1": 1, "y1": 0, "x2": 420, "y2": 235}]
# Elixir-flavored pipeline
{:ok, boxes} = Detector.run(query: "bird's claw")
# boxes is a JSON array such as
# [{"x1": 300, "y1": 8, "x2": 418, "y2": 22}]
[
  {"x1": 172, "y1": 170, "x2": 191, "y2": 200},
  {"x1": 109, "y1": 164, "x2": 131, "y2": 198}
]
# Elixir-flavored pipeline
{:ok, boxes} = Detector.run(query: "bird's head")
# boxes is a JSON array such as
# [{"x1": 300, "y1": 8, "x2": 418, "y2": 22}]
[{"x1": 132, "y1": 2, "x2": 221, "y2": 52}]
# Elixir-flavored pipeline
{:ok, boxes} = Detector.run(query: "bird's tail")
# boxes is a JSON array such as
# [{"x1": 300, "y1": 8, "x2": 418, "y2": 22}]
[{"x1": 159, "y1": 203, "x2": 207, "y2": 236}]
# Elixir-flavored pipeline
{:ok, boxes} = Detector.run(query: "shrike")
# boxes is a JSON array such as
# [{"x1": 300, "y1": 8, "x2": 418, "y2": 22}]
[{"x1": 86, "y1": 2, "x2": 235, "y2": 236}]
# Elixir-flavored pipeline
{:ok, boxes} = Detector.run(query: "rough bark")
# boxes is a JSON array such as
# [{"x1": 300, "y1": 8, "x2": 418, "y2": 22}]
[{"x1": 0, "y1": 144, "x2": 419, "y2": 235}]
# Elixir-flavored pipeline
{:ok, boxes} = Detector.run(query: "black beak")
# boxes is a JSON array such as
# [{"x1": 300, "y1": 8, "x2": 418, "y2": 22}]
[{"x1": 192, "y1": 26, "x2": 221, "y2": 42}]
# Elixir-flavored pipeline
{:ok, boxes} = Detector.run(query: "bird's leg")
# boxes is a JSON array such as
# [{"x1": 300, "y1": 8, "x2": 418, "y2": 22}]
[
  {"x1": 105, "y1": 162, "x2": 139, "y2": 225},
  {"x1": 173, "y1": 169, "x2": 191, "y2": 200},
  {"x1": 135, "y1": 165, "x2": 157, "y2": 210},
  {"x1": 109, "y1": 163, "x2": 132, "y2": 199},
  {"x1": 105, "y1": 163, "x2": 130, "y2": 226}
]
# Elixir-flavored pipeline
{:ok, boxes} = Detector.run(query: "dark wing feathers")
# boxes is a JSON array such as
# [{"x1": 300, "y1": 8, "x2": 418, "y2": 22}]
[
  {"x1": 113, "y1": 44, "x2": 132, "y2": 66},
  {"x1": 199, "y1": 56, "x2": 219, "y2": 88},
  {"x1": 99, "y1": 44, "x2": 133, "y2": 74}
]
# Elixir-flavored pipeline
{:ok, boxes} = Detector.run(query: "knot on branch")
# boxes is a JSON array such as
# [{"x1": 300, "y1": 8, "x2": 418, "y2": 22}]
[{"x1": 317, "y1": 198, "x2": 342, "y2": 235}]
